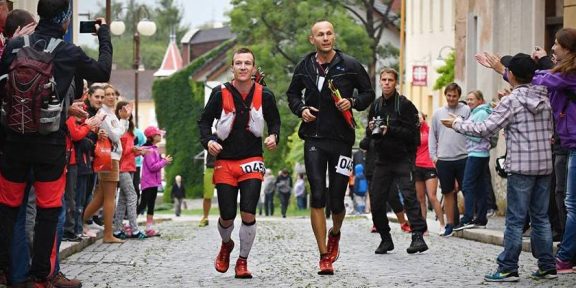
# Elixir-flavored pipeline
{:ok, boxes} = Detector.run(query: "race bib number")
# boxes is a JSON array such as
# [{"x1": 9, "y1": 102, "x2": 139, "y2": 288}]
[
  {"x1": 240, "y1": 161, "x2": 266, "y2": 175},
  {"x1": 335, "y1": 155, "x2": 353, "y2": 176}
]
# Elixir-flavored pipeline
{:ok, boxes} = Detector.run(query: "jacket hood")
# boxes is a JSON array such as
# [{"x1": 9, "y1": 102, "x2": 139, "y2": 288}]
[
  {"x1": 354, "y1": 163, "x2": 364, "y2": 175},
  {"x1": 472, "y1": 103, "x2": 491, "y2": 115},
  {"x1": 516, "y1": 84, "x2": 549, "y2": 114}
]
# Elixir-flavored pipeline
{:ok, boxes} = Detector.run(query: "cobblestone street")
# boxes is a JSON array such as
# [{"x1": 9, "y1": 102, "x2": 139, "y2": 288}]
[{"x1": 61, "y1": 217, "x2": 576, "y2": 288}]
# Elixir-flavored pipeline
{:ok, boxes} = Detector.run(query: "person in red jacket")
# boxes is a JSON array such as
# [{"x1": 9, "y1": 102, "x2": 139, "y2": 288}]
[{"x1": 113, "y1": 101, "x2": 147, "y2": 239}]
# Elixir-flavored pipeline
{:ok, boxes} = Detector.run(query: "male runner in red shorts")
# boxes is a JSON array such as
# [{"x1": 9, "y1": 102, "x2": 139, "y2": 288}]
[{"x1": 198, "y1": 47, "x2": 281, "y2": 278}]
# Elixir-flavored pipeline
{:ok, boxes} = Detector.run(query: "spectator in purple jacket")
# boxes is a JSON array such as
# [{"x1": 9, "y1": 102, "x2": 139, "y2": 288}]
[{"x1": 137, "y1": 126, "x2": 172, "y2": 237}]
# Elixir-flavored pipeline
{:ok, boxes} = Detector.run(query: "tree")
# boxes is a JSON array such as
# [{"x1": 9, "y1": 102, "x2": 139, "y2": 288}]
[
  {"x1": 229, "y1": 0, "x2": 373, "y2": 170},
  {"x1": 433, "y1": 51, "x2": 455, "y2": 90},
  {"x1": 333, "y1": 0, "x2": 401, "y2": 84}
]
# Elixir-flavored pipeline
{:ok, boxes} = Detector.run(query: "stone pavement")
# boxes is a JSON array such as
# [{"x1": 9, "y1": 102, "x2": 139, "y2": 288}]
[{"x1": 60, "y1": 215, "x2": 576, "y2": 287}]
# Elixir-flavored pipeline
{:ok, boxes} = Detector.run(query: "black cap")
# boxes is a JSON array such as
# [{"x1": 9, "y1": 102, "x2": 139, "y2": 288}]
[{"x1": 500, "y1": 53, "x2": 537, "y2": 82}]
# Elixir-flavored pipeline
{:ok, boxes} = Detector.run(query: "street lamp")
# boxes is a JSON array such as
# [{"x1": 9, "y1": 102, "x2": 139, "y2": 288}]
[
  {"x1": 110, "y1": 6, "x2": 157, "y2": 128},
  {"x1": 432, "y1": 45, "x2": 455, "y2": 69}
]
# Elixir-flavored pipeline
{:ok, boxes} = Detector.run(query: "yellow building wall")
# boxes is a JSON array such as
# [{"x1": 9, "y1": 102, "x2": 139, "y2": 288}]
[{"x1": 566, "y1": 0, "x2": 576, "y2": 28}]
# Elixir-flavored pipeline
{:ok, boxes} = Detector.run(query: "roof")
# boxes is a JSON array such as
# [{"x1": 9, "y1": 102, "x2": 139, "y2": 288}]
[
  {"x1": 188, "y1": 26, "x2": 236, "y2": 45},
  {"x1": 154, "y1": 35, "x2": 184, "y2": 77},
  {"x1": 180, "y1": 28, "x2": 199, "y2": 44},
  {"x1": 109, "y1": 70, "x2": 156, "y2": 101}
]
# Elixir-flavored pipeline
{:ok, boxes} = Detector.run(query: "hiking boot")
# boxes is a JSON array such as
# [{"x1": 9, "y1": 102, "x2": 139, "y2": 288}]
[
  {"x1": 375, "y1": 233, "x2": 394, "y2": 254},
  {"x1": 400, "y1": 222, "x2": 412, "y2": 233},
  {"x1": 556, "y1": 258, "x2": 574, "y2": 274},
  {"x1": 234, "y1": 258, "x2": 252, "y2": 279},
  {"x1": 484, "y1": 270, "x2": 519, "y2": 282},
  {"x1": 317, "y1": 254, "x2": 334, "y2": 275},
  {"x1": 531, "y1": 269, "x2": 558, "y2": 280},
  {"x1": 214, "y1": 240, "x2": 235, "y2": 273},
  {"x1": 199, "y1": 218, "x2": 209, "y2": 227},
  {"x1": 326, "y1": 228, "x2": 340, "y2": 263},
  {"x1": 406, "y1": 232, "x2": 428, "y2": 254},
  {"x1": 50, "y1": 272, "x2": 82, "y2": 288}
]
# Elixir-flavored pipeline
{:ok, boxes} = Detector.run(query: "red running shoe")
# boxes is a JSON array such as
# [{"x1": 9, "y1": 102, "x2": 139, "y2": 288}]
[
  {"x1": 214, "y1": 240, "x2": 235, "y2": 273},
  {"x1": 318, "y1": 254, "x2": 334, "y2": 275},
  {"x1": 234, "y1": 258, "x2": 253, "y2": 279},
  {"x1": 401, "y1": 222, "x2": 412, "y2": 233},
  {"x1": 326, "y1": 228, "x2": 340, "y2": 263}
]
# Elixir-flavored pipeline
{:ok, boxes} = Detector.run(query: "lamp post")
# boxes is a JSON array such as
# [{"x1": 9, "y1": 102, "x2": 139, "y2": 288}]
[
  {"x1": 110, "y1": 7, "x2": 156, "y2": 128},
  {"x1": 432, "y1": 45, "x2": 455, "y2": 69}
]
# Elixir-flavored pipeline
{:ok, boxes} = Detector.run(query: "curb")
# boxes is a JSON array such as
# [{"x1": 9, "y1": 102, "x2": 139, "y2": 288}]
[
  {"x1": 59, "y1": 217, "x2": 173, "y2": 260},
  {"x1": 387, "y1": 215, "x2": 558, "y2": 253}
]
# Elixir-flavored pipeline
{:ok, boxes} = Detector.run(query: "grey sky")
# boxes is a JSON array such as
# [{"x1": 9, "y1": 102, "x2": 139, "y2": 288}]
[{"x1": 78, "y1": 0, "x2": 232, "y2": 46}]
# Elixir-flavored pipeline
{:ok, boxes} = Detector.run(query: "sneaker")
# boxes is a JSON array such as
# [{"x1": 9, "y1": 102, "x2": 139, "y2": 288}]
[
  {"x1": 484, "y1": 270, "x2": 519, "y2": 282},
  {"x1": 370, "y1": 225, "x2": 377, "y2": 233},
  {"x1": 199, "y1": 218, "x2": 209, "y2": 227},
  {"x1": 82, "y1": 226, "x2": 97, "y2": 238},
  {"x1": 486, "y1": 209, "x2": 496, "y2": 217},
  {"x1": 129, "y1": 230, "x2": 148, "y2": 240},
  {"x1": 50, "y1": 271, "x2": 82, "y2": 288},
  {"x1": 234, "y1": 258, "x2": 252, "y2": 279},
  {"x1": 438, "y1": 228, "x2": 446, "y2": 236},
  {"x1": 62, "y1": 232, "x2": 82, "y2": 242},
  {"x1": 531, "y1": 269, "x2": 558, "y2": 279},
  {"x1": 464, "y1": 219, "x2": 487, "y2": 229},
  {"x1": 326, "y1": 228, "x2": 340, "y2": 263},
  {"x1": 92, "y1": 216, "x2": 104, "y2": 226},
  {"x1": 400, "y1": 222, "x2": 412, "y2": 233},
  {"x1": 113, "y1": 231, "x2": 127, "y2": 240},
  {"x1": 375, "y1": 233, "x2": 394, "y2": 254},
  {"x1": 453, "y1": 221, "x2": 470, "y2": 232},
  {"x1": 124, "y1": 224, "x2": 132, "y2": 237},
  {"x1": 406, "y1": 232, "x2": 428, "y2": 254},
  {"x1": 556, "y1": 258, "x2": 575, "y2": 274},
  {"x1": 87, "y1": 222, "x2": 103, "y2": 231},
  {"x1": 441, "y1": 224, "x2": 454, "y2": 237},
  {"x1": 214, "y1": 240, "x2": 235, "y2": 273},
  {"x1": 317, "y1": 254, "x2": 334, "y2": 275},
  {"x1": 145, "y1": 229, "x2": 161, "y2": 237}
]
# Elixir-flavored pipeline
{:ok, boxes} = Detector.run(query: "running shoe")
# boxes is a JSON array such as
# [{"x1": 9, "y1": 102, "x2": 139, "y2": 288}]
[
  {"x1": 199, "y1": 218, "x2": 209, "y2": 227},
  {"x1": 556, "y1": 258, "x2": 574, "y2": 274},
  {"x1": 484, "y1": 270, "x2": 519, "y2": 282},
  {"x1": 145, "y1": 229, "x2": 161, "y2": 237},
  {"x1": 400, "y1": 222, "x2": 412, "y2": 233},
  {"x1": 441, "y1": 224, "x2": 454, "y2": 237},
  {"x1": 326, "y1": 228, "x2": 340, "y2": 263},
  {"x1": 531, "y1": 269, "x2": 558, "y2": 279},
  {"x1": 234, "y1": 258, "x2": 252, "y2": 279},
  {"x1": 214, "y1": 240, "x2": 235, "y2": 273},
  {"x1": 318, "y1": 254, "x2": 334, "y2": 275}
]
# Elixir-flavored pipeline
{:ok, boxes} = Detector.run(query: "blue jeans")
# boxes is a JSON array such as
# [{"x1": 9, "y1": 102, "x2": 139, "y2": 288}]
[
  {"x1": 557, "y1": 150, "x2": 576, "y2": 262},
  {"x1": 497, "y1": 173, "x2": 555, "y2": 272},
  {"x1": 462, "y1": 156, "x2": 489, "y2": 224},
  {"x1": 296, "y1": 195, "x2": 307, "y2": 210}
]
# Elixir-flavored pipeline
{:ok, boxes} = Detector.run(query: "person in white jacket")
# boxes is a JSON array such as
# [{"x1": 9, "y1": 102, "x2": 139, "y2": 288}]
[{"x1": 83, "y1": 84, "x2": 131, "y2": 243}]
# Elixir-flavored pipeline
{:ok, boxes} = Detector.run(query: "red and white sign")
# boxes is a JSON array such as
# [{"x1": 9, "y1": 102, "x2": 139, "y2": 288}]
[{"x1": 412, "y1": 65, "x2": 428, "y2": 86}]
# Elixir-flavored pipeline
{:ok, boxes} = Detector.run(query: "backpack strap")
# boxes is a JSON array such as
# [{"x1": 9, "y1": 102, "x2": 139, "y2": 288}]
[{"x1": 45, "y1": 38, "x2": 63, "y2": 53}]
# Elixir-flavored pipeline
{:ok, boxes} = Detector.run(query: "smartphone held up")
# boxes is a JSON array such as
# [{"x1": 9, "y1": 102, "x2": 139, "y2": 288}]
[{"x1": 79, "y1": 20, "x2": 101, "y2": 34}]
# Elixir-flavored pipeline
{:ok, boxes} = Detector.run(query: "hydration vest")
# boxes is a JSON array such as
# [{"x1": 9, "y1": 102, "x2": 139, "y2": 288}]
[{"x1": 216, "y1": 83, "x2": 264, "y2": 141}]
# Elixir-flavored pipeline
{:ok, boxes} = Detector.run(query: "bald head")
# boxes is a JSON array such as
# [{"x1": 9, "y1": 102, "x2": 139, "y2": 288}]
[{"x1": 309, "y1": 20, "x2": 336, "y2": 55}]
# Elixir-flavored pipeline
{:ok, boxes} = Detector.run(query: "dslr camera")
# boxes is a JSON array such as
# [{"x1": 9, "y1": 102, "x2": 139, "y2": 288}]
[{"x1": 371, "y1": 116, "x2": 384, "y2": 139}]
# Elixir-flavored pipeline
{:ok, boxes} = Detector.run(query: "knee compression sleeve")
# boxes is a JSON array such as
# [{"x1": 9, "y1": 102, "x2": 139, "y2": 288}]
[{"x1": 239, "y1": 220, "x2": 256, "y2": 259}]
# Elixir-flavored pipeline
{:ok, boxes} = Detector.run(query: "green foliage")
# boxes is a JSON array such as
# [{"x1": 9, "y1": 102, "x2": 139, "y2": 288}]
[
  {"x1": 153, "y1": 40, "x2": 236, "y2": 202},
  {"x1": 433, "y1": 51, "x2": 455, "y2": 90},
  {"x1": 229, "y1": 0, "x2": 373, "y2": 172}
]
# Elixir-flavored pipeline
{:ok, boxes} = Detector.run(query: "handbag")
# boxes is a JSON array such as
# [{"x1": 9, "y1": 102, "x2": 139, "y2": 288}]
[{"x1": 93, "y1": 138, "x2": 112, "y2": 172}]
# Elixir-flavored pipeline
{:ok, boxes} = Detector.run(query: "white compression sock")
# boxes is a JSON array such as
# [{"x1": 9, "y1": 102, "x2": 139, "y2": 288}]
[
  {"x1": 239, "y1": 220, "x2": 257, "y2": 259},
  {"x1": 217, "y1": 219, "x2": 234, "y2": 243}
]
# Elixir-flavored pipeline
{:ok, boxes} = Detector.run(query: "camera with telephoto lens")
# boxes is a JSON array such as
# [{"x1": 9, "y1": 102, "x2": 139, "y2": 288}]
[{"x1": 371, "y1": 116, "x2": 384, "y2": 139}]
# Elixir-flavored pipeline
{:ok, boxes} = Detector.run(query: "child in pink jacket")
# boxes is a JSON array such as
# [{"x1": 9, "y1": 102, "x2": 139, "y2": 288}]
[{"x1": 137, "y1": 126, "x2": 172, "y2": 236}]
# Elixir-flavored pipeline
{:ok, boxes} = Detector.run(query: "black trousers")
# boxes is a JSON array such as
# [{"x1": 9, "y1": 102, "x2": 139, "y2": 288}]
[{"x1": 369, "y1": 160, "x2": 427, "y2": 236}]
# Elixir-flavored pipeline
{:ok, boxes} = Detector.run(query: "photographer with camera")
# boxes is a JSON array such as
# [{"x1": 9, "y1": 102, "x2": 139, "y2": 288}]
[{"x1": 366, "y1": 68, "x2": 428, "y2": 255}]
